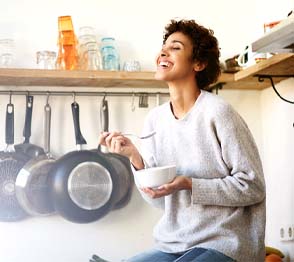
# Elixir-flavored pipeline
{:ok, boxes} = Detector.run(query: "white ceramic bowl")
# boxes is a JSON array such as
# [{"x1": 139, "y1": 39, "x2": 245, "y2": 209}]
[{"x1": 135, "y1": 165, "x2": 176, "y2": 188}]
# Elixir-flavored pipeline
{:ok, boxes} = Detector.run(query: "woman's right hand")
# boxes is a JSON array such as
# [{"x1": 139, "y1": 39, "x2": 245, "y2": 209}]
[{"x1": 98, "y1": 131, "x2": 144, "y2": 170}]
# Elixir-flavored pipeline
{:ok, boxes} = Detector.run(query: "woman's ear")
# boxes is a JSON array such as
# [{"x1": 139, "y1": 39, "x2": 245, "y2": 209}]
[{"x1": 193, "y1": 61, "x2": 207, "y2": 72}]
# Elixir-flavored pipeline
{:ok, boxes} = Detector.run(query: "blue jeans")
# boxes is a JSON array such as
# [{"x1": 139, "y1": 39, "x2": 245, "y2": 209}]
[{"x1": 124, "y1": 247, "x2": 235, "y2": 262}]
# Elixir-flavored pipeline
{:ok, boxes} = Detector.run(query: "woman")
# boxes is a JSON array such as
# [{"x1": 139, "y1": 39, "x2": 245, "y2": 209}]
[{"x1": 98, "y1": 19, "x2": 266, "y2": 262}]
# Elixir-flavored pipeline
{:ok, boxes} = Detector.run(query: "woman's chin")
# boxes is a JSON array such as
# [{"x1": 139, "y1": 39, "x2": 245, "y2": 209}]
[{"x1": 154, "y1": 71, "x2": 166, "y2": 81}]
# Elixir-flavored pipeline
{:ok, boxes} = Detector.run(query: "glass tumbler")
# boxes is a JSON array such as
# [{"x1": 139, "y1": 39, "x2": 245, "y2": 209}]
[
  {"x1": 56, "y1": 16, "x2": 79, "y2": 70},
  {"x1": 123, "y1": 60, "x2": 141, "y2": 71},
  {"x1": 36, "y1": 51, "x2": 57, "y2": 69},
  {"x1": 0, "y1": 38, "x2": 14, "y2": 68}
]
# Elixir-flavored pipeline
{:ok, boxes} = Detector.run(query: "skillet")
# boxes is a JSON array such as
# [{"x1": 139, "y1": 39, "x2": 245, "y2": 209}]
[
  {"x1": 15, "y1": 98, "x2": 55, "y2": 216},
  {"x1": 0, "y1": 100, "x2": 30, "y2": 221},
  {"x1": 49, "y1": 101, "x2": 117, "y2": 223}
]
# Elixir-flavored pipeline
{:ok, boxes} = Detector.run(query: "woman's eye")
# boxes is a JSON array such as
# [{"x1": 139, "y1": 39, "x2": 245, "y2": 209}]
[{"x1": 172, "y1": 47, "x2": 181, "y2": 50}]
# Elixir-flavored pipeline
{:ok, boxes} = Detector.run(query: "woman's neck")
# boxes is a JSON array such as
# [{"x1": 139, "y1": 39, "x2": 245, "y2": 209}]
[{"x1": 168, "y1": 81, "x2": 201, "y2": 119}]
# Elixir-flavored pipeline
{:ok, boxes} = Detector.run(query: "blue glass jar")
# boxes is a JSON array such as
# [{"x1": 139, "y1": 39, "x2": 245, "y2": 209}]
[{"x1": 100, "y1": 37, "x2": 120, "y2": 71}]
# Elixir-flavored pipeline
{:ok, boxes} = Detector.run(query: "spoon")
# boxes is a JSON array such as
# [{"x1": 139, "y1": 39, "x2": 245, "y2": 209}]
[{"x1": 122, "y1": 131, "x2": 156, "y2": 139}]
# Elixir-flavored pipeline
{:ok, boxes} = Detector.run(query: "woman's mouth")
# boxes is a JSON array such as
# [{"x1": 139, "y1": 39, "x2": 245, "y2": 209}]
[{"x1": 158, "y1": 61, "x2": 171, "y2": 68}]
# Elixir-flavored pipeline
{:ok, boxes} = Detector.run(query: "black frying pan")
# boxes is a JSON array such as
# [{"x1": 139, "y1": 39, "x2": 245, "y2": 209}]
[
  {"x1": 14, "y1": 95, "x2": 45, "y2": 158},
  {"x1": 0, "y1": 101, "x2": 30, "y2": 221},
  {"x1": 98, "y1": 97, "x2": 133, "y2": 209},
  {"x1": 15, "y1": 99, "x2": 55, "y2": 216},
  {"x1": 49, "y1": 101, "x2": 119, "y2": 223}
]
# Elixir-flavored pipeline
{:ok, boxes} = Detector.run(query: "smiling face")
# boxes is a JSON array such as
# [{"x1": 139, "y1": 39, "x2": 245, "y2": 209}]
[{"x1": 155, "y1": 32, "x2": 197, "y2": 83}]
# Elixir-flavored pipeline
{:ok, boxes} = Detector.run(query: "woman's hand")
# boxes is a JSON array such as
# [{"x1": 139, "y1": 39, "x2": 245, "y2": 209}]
[
  {"x1": 98, "y1": 131, "x2": 144, "y2": 170},
  {"x1": 98, "y1": 131, "x2": 132, "y2": 156},
  {"x1": 140, "y1": 176, "x2": 192, "y2": 198}
]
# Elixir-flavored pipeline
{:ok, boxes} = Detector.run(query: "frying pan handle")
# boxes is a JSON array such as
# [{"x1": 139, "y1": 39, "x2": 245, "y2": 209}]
[
  {"x1": 100, "y1": 97, "x2": 109, "y2": 132},
  {"x1": 5, "y1": 103, "x2": 14, "y2": 145},
  {"x1": 23, "y1": 95, "x2": 34, "y2": 144},
  {"x1": 44, "y1": 103, "x2": 51, "y2": 154},
  {"x1": 71, "y1": 102, "x2": 87, "y2": 145}
]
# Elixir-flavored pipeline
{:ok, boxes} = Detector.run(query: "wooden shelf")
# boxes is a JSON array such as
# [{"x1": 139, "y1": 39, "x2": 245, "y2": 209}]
[
  {"x1": 0, "y1": 69, "x2": 168, "y2": 88},
  {"x1": 0, "y1": 68, "x2": 232, "y2": 89},
  {"x1": 223, "y1": 53, "x2": 294, "y2": 90},
  {"x1": 0, "y1": 53, "x2": 292, "y2": 90}
]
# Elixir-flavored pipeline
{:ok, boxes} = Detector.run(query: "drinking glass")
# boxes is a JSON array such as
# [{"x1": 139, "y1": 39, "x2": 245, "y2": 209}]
[
  {"x1": 0, "y1": 39, "x2": 14, "y2": 68},
  {"x1": 123, "y1": 60, "x2": 141, "y2": 71},
  {"x1": 36, "y1": 51, "x2": 57, "y2": 69}
]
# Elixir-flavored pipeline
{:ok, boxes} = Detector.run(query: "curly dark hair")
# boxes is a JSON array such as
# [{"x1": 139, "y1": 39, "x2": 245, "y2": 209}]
[{"x1": 163, "y1": 19, "x2": 221, "y2": 90}]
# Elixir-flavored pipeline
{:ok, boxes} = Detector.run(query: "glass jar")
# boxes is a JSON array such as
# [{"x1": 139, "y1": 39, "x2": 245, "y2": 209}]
[
  {"x1": 77, "y1": 30, "x2": 97, "y2": 70},
  {"x1": 36, "y1": 51, "x2": 56, "y2": 69},
  {"x1": 100, "y1": 37, "x2": 120, "y2": 71},
  {"x1": 84, "y1": 41, "x2": 102, "y2": 70},
  {"x1": 78, "y1": 26, "x2": 95, "y2": 37}
]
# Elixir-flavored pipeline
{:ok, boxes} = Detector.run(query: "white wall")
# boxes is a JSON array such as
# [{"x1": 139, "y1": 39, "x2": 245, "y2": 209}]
[
  {"x1": 260, "y1": 78, "x2": 294, "y2": 260},
  {"x1": 0, "y1": 0, "x2": 293, "y2": 261}
]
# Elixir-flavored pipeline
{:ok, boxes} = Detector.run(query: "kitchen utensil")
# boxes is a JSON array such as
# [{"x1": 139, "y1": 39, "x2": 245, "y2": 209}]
[
  {"x1": 98, "y1": 97, "x2": 133, "y2": 210},
  {"x1": 49, "y1": 101, "x2": 117, "y2": 223},
  {"x1": 100, "y1": 95, "x2": 109, "y2": 133},
  {"x1": 0, "y1": 101, "x2": 30, "y2": 221},
  {"x1": 100, "y1": 150, "x2": 133, "y2": 210},
  {"x1": 14, "y1": 95, "x2": 45, "y2": 158},
  {"x1": 122, "y1": 131, "x2": 156, "y2": 140},
  {"x1": 15, "y1": 98, "x2": 56, "y2": 216}
]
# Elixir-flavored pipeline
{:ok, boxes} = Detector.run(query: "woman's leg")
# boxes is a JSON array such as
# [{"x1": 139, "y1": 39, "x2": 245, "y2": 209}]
[
  {"x1": 124, "y1": 249, "x2": 179, "y2": 262},
  {"x1": 175, "y1": 248, "x2": 235, "y2": 262}
]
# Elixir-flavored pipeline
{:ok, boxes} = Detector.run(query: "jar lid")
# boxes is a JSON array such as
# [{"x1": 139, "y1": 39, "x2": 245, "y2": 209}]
[{"x1": 101, "y1": 37, "x2": 115, "y2": 41}]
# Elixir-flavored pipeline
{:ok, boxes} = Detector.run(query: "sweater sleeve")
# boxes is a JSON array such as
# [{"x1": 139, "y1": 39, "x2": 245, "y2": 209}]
[
  {"x1": 131, "y1": 108, "x2": 165, "y2": 210},
  {"x1": 192, "y1": 104, "x2": 266, "y2": 207}
]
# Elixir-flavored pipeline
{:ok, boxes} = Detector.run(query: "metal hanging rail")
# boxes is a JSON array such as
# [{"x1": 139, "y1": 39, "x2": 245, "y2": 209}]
[{"x1": 0, "y1": 90, "x2": 170, "y2": 97}]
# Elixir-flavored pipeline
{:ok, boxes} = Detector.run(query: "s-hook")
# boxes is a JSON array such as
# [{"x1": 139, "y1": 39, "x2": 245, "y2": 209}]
[
  {"x1": 46, "y1": 91, "x2": 50, "y2": 105},
  {"x1": 72, "y1": 91, "x2": 76, "y2": 104},
  {"x1": 9, "y1": 91, "x2": 12, "y2": 105},
  {"x1": 131, "y1": 93, "x2": 136, "y2": 112}
]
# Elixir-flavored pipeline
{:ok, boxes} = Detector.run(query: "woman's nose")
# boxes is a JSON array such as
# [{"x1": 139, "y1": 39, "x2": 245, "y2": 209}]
[{"x1": 160, "y1": 48, "x2": 167, "y2": 57}]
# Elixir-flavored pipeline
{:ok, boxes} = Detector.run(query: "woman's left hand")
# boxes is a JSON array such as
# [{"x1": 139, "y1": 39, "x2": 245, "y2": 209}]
[{"x1": 140, "y1": 176, "x2": 192, "y2": 198}]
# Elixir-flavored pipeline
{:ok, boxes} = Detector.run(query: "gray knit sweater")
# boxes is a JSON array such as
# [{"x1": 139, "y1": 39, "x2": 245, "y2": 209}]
[{"x1": 134, "y1": 90, "x2": 266, "y2": 262}]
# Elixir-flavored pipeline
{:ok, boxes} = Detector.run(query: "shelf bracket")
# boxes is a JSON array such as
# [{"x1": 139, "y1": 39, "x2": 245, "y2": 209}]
[
  {"x1": 208, "y1": 82, "x2": 223, "y2": 95},
  {"x1": 255, "y1": 74, "x2": 294, "y2": 104},
  {"x1": 138, "y1": 93, "x2": 149, "y2": 108}
]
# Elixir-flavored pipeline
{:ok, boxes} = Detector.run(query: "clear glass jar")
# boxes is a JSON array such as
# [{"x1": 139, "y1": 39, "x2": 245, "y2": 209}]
[
  {"x1": 100, "y1": 37, "x2": 120, "y2": 71},
  {"x1": 78, "y1": 26, "x2": 95, "y2": 37},
  {"x1": 77, "y1": 33, "x2": 97, "y2": 70},
  {"x1": 36, "y1": 51, "x2": 56, "y2": 69},
  {"x1": 84, "y1": 41, "x2": 102, "y2": 70}
]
